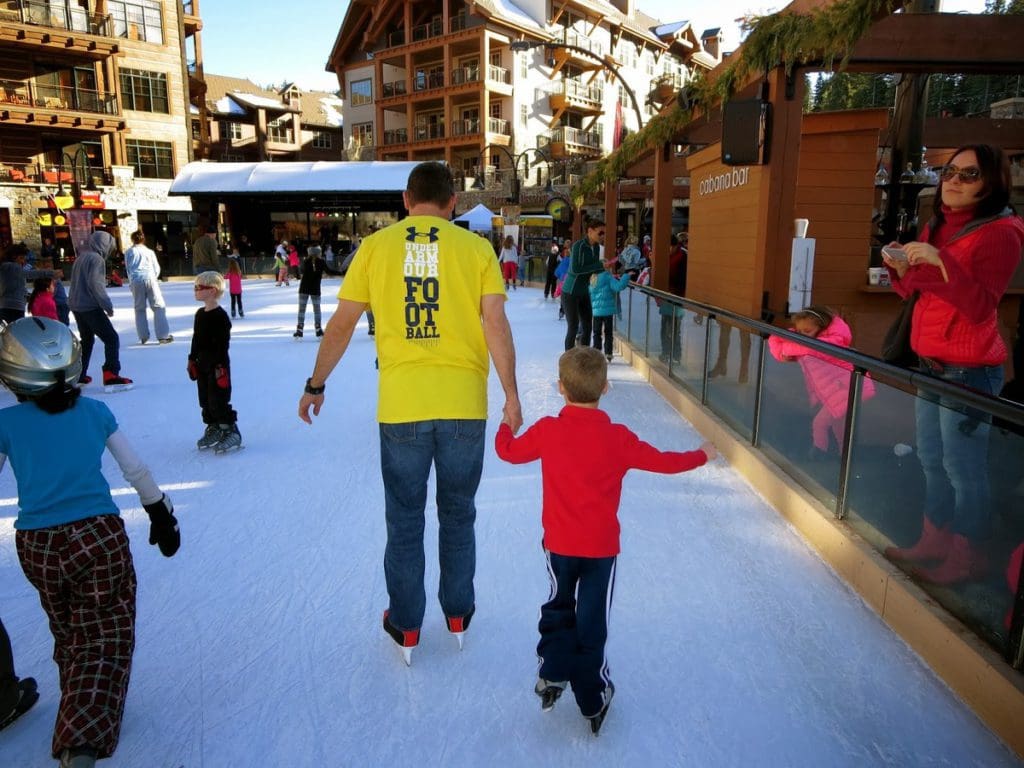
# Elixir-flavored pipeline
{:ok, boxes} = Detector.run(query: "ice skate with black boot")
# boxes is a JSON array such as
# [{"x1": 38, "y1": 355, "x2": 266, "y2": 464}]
[
  {"x1": 196, "y1": 424, "x2": 224, "y2": 450},
  {"x1": 0, "y1": 677, "x2": 39, "y2": 731},
  {"x1": 445, "y1": 606, "x2": 474, "y2": 650},
  {"x1": 58, "y1": 746, "x2": 97, "y2": 768},
  {"x1": 587, "y1": 683, "x2": 615, "y2": 735},
  {"x1": 534, "y1": 678, "x2": 567, "y2": 712},
  {"x1": 102, "y1": 370, "x2": 133, "y2": 393},
  {"x1": 383, "y1": 610, "x2": 419, "y2": 666},
  {"x1": 213, "y1": 424, "x2": 242, "y2": 454},
  {"x1": 293, "y1": 328, "x2": 303, "y2": 340}
]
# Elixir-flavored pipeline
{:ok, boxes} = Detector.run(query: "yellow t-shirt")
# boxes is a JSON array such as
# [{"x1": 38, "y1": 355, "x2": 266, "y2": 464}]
[{"x1": 339, "y1": 216, "x2": 506, "y2": 423}]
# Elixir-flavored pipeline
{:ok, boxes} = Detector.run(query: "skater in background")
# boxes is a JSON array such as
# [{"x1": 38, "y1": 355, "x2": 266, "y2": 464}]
[
  {"x1": 767, "y1": 306, "x2": 876, "y2": 458},
  {"x1": 124, "y1": 231, "x2": 172, "y2": 345},
  {"x1": 27, "y1": 277, "x2": 58, "y2": 321},
  {"x1": 273, "y1": 248, "x2": 289, "y2": 287},
  {"x1": 544, "y1": 240, "x2": 561, "y2": 299},
  {"x1": 561, "y1": 219, "x2": 605, "y2": 351},
  {"x1": 0, "y1": 317, "x2": 179, "y2": 768},
  {"x1": 226, "y1": 258, "x2": 244, "y2": 319},
  {"x1": 0, "y1": 244, "x2": 60, "y2": 323},
  {"x1": 494, "y1": 347, "x2": 715, "y2": 734},
  {"x1": 499, "y1": 235, "x2": 518, "y2": 291},
  {"x1": 589, "y1": 256, "x2": 629, "y2": 362},
  {"x1": 287, "y1": 243, "x2": 301, "y2": 283},
  {"x1": 187, "y1": 272, "x2": 242, "y2": 453},
  {"x1": 68, "y1": 231, "x2": 132, "y2": 390},
  {"x1": 36, "y1": 258, "x2": 70, "y2": 325},
  {"x1": 0, "y1": 616, "x2": 38, "y2": 732},
  {"x1": 293, "y1": 245, "x2": 341, "y2": 339}
]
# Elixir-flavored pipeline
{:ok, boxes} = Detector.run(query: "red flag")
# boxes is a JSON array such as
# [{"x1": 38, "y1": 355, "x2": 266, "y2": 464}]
[{"x1": 613, "y1": 101, "x2": 623, "y2": 149}]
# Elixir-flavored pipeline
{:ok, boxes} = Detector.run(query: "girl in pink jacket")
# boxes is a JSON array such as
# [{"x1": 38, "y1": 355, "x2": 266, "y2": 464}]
[{"x1": 768, "y1": 306, "x2": 875, "y2": 456}]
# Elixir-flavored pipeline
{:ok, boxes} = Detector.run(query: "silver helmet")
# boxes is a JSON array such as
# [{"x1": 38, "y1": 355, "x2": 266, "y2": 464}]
[{"x1": 0, "y1": 317, "x2": 82, "y2": 395}]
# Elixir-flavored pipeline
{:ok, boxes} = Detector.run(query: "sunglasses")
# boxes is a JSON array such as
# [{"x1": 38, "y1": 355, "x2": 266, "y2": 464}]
[
  {"x1": 194, "y1": 285, "x2": 213, "y2": 291},
  {"x1": 938, "y1": 164, "x2": 982, "y2": 183}
]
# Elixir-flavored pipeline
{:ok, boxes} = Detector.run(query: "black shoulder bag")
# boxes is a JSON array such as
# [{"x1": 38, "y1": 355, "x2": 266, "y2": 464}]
[{"x1": 881, "y1": 291, "x2": 919, "y2": 368}]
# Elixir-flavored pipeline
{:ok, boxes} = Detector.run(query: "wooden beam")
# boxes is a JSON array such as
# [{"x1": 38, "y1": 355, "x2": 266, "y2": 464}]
[{"x1": 923, "y1": 117, "x2": 1024, "y2": 149}]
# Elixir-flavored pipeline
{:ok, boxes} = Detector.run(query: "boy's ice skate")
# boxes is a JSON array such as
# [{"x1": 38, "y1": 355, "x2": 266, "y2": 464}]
[
  {"x1": 196, "y1": 424, "x2": 224, "y2": 450},
  {"x1": 212, "y1": 424, "x2": 242, "y2": 453},
  {"x1": 0, "y1": 677, "x2": 39, "y2": 731},
  {"x1": 102, "y1": 371, "x2": 133, "y2": 393},
  {"x1": 445, "y1": 606, "x2": 474, "y2": 650},
  {"x1": 383, "y1": 610, "x2": 419, "y2": 666},
  {"x1": 534, "y1": 678, "x2": 566, "y2": 712},
  {"x1": 58, "y1": 746, "x2": 97, "y2": 768},
  {"x1": 586, "y1": 682, "x2": 615, "y2": 735}
]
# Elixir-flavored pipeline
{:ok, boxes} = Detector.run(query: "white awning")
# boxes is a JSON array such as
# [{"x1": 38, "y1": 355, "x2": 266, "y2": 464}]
[{"x1": 168, "y1": 161, "x2": 421, "y2": 196}]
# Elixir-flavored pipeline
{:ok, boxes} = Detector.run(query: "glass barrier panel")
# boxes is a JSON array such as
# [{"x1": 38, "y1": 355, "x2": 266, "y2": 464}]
[
  {"x1": 844, "y1": 377, "x2": 1024, "y2": 659},
  {"x1": 704, "y1": 319, "x2": 758, "y2": 441},
  {"x1": 643, "y1": 293, "x2": 661, "y2": 360},
  {"x1": 625, "y1": 288, "x2": 648, "y2": 351},
  {"x1": 662, "y1": 306, "x2": 705, "y2": 396}
]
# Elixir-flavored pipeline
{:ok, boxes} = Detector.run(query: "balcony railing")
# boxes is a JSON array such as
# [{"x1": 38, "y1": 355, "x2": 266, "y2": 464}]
[
  {"x1": 552, "y1": 79, "x2": 603, "y2": 105},
  {"x1": 550, "y1": 126, "x2": 602, "y2": 149},
  {"x1": 6, "y1": 0, "x2": 113, "y2": 36},
  {"x1": 487, "y1": 65, "x2": 510, "y2": 85},
  {"x1": 0, "y1": 161, "x2": 111, "y2": 187},
  {"x1": 413, "y1": 122, "x2": 445, "y2": 141},
  {"x1": 411, "y1": 18, "x2": 443, "y2": 42},
  {"x1": 383, "y1": 128, "x2": 408, "y2": 145},
  {"x1": 0, "y1": 78, "x2": 118, "y2": 114},
  {"x1": 451, "y1": 118, "x2": 480, "y2": 137},
  {"x1": 560, "y1": 28, "x2": 603, "y2": 58},
  {"x1": 382, "y1": 81, "x2": 407, "y2": 98},
  {"x1": 450, "y1": 66, "x2": 480, "y2": 86},
  {"x1": 413, "y1": 70, "x2": 445, "y2": 92},
  {"x1": 487, "y1": 117, "x2": 509, "y2": 136},
  {"x1": 387, "y1": 29, "x2": 405, "y2": 47},
  {"x1": 449, "y1": 12, "x2": 468, "y2": 32}
]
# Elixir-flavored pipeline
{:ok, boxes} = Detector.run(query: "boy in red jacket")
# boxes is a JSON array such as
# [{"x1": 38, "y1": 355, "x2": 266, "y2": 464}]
[{"x1": 494, "y1": 346, "x2": 716, "y2": 734}]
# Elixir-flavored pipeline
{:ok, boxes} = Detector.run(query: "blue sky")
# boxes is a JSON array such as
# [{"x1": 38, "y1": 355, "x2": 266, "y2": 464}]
[{"x1": 197, "y1": 0, "x2": 987, "y2": 93}]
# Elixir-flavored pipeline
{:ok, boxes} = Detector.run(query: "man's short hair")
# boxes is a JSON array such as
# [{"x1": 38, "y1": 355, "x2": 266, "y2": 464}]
[
  {"x1": 559, "y1": 347, "x2": 608, "y2": 404},
  {"x1": 131, "y1": 231, "x2": 145, "y2": 245},
  {"x1": 586, "y1": 217, "x2": 605, "y2": 230},
  {"x1": 406, "y1": 162, "x2": 455, "y2": 208}
]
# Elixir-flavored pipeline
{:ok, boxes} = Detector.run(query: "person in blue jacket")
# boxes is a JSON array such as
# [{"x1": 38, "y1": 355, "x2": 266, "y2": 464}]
[
  {"x1": 0, "y1": 317, "x2": 180, "y2": 768},
  {"x1": 589, "y1": 256, "x2": 630, "y2": 361}
]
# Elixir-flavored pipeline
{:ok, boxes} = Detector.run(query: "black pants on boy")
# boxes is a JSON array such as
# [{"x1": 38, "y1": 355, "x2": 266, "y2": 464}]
[
  {"x1": 544, "y1": 270, "x2": 558, "y2": 298},
  {"x1": 0, "y1": 616, "x2": 18, "y2": 715},
  {"x1": 197, "y1": 365, "x2": 236, "y2": 426},
  {"x1": 537, "y1": 550, "x2": 616, "y2": 717},
  {"x1": 592, "y1": 315, "x2": 614, "y2": 356}
]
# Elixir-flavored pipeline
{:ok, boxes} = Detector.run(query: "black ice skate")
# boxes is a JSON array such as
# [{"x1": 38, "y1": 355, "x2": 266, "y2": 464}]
[
  {"x1": 383, "y1": 610, "x2": 419, "y2": 666},
  {"x1": 0, "y1": 677, "x2": 39, "y2": 731},
  {"x1": 196, "y1": 424, "x2": 224, "y2": 450},
  {"x1": 445, "y1": 606, "x2": 475, "y2": 650},
  {"x1": 293, "y1": 329, "x2": 303, "y2": 340},
  {"x1": 586, "y1": 682, "x2": 615, "y2": 735},
  {"x1": 212, "y1": 424, "x2": 242, "y2": 454},
  {"x1": 534, "y1": 678, "x2": 567, "y2": 712}
]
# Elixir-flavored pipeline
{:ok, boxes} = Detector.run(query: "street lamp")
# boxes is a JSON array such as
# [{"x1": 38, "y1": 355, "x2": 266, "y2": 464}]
[
  {"x1": 510, "y1": 39, "x2": 645, "y2": 129},
  {"x1": 471, "y1": 144, "x2": 552, "y2": 202}
]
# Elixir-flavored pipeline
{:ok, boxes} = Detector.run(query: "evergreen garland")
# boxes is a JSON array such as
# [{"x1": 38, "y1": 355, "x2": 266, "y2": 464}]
[{"x1": 576, "y1": 0, "x2": 899, "y2": 199}]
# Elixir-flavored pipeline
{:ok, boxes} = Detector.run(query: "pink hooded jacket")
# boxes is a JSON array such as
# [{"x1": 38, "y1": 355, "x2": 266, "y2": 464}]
[{"x1": 768, "y1": 316, "x2": 876, "y2": 419}]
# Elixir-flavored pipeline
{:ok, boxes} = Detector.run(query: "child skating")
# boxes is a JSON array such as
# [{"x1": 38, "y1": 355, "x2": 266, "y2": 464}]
[
  {"x1": 494, "y1": 346, "x2": 716, "y2": 735},
  {"x1": 187, "y1": 272, "x2": 242, "y2": 453},
  {"x1": 0, "y1": 317, "x2": 180, "y2": 767}
]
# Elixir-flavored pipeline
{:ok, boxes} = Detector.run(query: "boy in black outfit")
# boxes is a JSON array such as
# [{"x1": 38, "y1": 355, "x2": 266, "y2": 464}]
[
  {"x1": 188, "y1": 271, "x2": 242, "y2": 453},
  {"x1": 0, "y1": 616, "x2": 38, "y2": 731}
]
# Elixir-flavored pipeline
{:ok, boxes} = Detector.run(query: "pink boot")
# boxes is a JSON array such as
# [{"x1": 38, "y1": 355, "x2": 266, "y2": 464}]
[
  {"x1": 885, "y1": 518, "x2": 951, "y2": 564},
  {"x1": 914, "y1": 534, "x2": 986, "y2": 586}
]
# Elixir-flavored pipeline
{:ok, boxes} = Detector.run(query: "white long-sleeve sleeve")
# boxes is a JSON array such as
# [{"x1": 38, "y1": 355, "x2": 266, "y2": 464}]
[{"x1": 106, "y1": 430, "x2": 163, "y2": 504}]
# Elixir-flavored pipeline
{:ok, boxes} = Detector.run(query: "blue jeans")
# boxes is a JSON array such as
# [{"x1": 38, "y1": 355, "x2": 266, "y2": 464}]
[
  {"x1": 72, "y1": 308, "x2": 120, "y2": 378},
  {"x1": 379, "y1": 419, "x2": 486, "y2": 631},
  {"x1": 915, "y1": 363, "x2": 1003, "y2": 538}
]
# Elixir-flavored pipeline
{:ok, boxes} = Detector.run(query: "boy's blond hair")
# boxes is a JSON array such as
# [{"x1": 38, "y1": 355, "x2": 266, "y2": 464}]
[
  {"x1": 195, "y1": 270, "x2": 225, "y2": 298},
  {"x1": 559, "y1": 347, "x2": 607, "y2": 404}
]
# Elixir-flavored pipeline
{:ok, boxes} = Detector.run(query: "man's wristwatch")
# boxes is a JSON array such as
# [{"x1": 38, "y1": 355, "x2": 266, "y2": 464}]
[{"x1": 304, "y1": 378, "x2": 326, "y2": 396}]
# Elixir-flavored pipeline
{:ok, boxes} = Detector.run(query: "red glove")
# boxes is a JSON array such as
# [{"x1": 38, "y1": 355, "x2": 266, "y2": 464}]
[
  {"x1": 187, "y1": 359, "x2": 198, "y2": 381},
  {"x1": 215, "y1": 365, "x2": 230, "y2": 389}
]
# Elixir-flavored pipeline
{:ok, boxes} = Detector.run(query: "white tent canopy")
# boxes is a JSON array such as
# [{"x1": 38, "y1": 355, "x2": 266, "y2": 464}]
[
  {"x1": 453, "y1": 203, "x2": 496, "y2": 232},
  {"x1": 168, "y1": 161, "x2": 420, "y2": 196}
]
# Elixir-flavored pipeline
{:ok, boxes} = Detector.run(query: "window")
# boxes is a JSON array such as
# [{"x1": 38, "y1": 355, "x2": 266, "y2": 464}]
[
  {"x1": 191, "y1": 120, "x2": 201, "y2": 140},
  {"x1": 351, "y1": 122, "x2": 373, "y2": 146},
  {"x1": 489, "y1": 103, "x2": 502, "y2": 119},
  {"x1": 520, "y1": 104, "x2": 527, "y2": 127},
  {"x1": 126, "y1": 139, "x2": 173, "y2": 179},
  {"x1": 268, "y1": 116, "x2": 292, "y2": 143},
  {"x1": 109, "y1": 0, "x2": 163, "y2": 44},
  {"x1": 220, "y1": 121, "x2": 242, "y2": 140},
  {"x1": 221, "y1": 152, "x2": 243, "y2": 161},
  {"x1": 312, "y1": 131, "x2": 332, "y2": 149},
  {"x1": 350, "y1": 79, "x2": 372, "y2": 106},
  {"x1": 519, "y1": 55, "x2": 527, "y2": 79},
  {"x1": 119, "y1": 69, "x2": 168, "y2": 113}
]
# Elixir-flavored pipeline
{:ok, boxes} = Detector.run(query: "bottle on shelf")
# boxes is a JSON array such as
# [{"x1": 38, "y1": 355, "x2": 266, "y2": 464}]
[
  {"x1": 874, "y1": 165, "x2": 890, "y2": 187},
  {"x1": 899, "y1": 162, "x2": 915, "y2": 184}
]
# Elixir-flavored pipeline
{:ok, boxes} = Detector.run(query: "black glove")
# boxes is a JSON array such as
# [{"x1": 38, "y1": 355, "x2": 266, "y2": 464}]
[
  {"x1": 143, "y1": 494, "x2": 180, "y2": 557},
  {"x1": 187, "y1": 358, "x2": 198, "y2": 381}
]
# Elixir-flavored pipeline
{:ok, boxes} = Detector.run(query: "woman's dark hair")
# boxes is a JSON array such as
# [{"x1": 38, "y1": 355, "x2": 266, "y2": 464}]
[
  {"x1": 27, "y1": 277, "x2": 53, "y2": 311},
  {"x1": 17, "y1": 381, "x2": 81, "y2": 414},
  {"x1": 932, "y1": 144, "x2": 1012, "y2": 227}
]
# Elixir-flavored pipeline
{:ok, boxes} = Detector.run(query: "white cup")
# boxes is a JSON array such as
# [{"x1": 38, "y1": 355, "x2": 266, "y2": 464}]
[
  {"x1": 868, "y1": 267, "x2": 884, "y2": 285},
  {"x1": 794, "y1": 218, "x2": 809, "y2": 238}
]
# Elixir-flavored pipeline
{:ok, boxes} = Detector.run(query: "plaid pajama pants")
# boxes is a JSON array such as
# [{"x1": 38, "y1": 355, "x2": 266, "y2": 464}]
[{"x1": 16, "y1": 514, "x2": 137, "y2": 759}]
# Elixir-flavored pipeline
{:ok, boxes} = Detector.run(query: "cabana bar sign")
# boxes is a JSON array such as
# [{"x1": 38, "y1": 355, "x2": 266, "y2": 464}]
[{"x1": 697, "y1": 167, "x2": 751, "y2": 197}]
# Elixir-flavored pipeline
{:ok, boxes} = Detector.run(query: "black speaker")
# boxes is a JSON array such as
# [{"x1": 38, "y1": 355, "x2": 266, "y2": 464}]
[{"x1": 721, "y1": 99, "x2": 768, "y2": 165}]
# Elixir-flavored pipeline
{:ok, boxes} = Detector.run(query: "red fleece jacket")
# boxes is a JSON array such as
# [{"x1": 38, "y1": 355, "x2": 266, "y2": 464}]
[{"x1": 494, "y1": 406, "x2": 708, "y2": 558}]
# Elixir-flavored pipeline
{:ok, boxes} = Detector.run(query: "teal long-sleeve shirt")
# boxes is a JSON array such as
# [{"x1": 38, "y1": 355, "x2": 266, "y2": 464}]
[{"x1": 560, "y1": 237, "x2": 603, "y2": 298}]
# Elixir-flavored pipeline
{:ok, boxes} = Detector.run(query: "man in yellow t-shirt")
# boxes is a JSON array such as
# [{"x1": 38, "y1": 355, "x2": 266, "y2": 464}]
[{"x1": 298, "y1": 162, "x2": 522, "y2": 664}]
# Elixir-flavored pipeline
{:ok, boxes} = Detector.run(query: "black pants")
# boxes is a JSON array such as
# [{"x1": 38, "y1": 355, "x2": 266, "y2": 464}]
[
  {"x1": 72, "y1": 308, "x2": 120, "y2": 377},
  {"x1": 537, "y1": 550, "x2": 616, "y2": 717},
  {"x1": 562, "y1": 293, "x2": 592, "y2": 351},
  {"x1": 230, "y1": 293, "x2": 243, "y2": 317},
  {"x1": 0, "y1": 308, "x2": 24, "y2": 324},
  {"x1": 592, "y1": 315, "x2": 614, "y2": 356},
  {"x1": 0, "y1": 616, "x2": 18, "y2": 716},
  {"x1": 544, "y1": 270, "x2": 558, "y2": 298},
  {"x1": 197, "y1": 365, "x2": 237, "y2": 426}
]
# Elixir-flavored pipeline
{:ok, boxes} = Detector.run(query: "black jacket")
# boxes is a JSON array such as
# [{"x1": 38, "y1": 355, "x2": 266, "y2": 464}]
[{"x1": 298, "y1": 256, "x2": 341, "y2": 296}]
